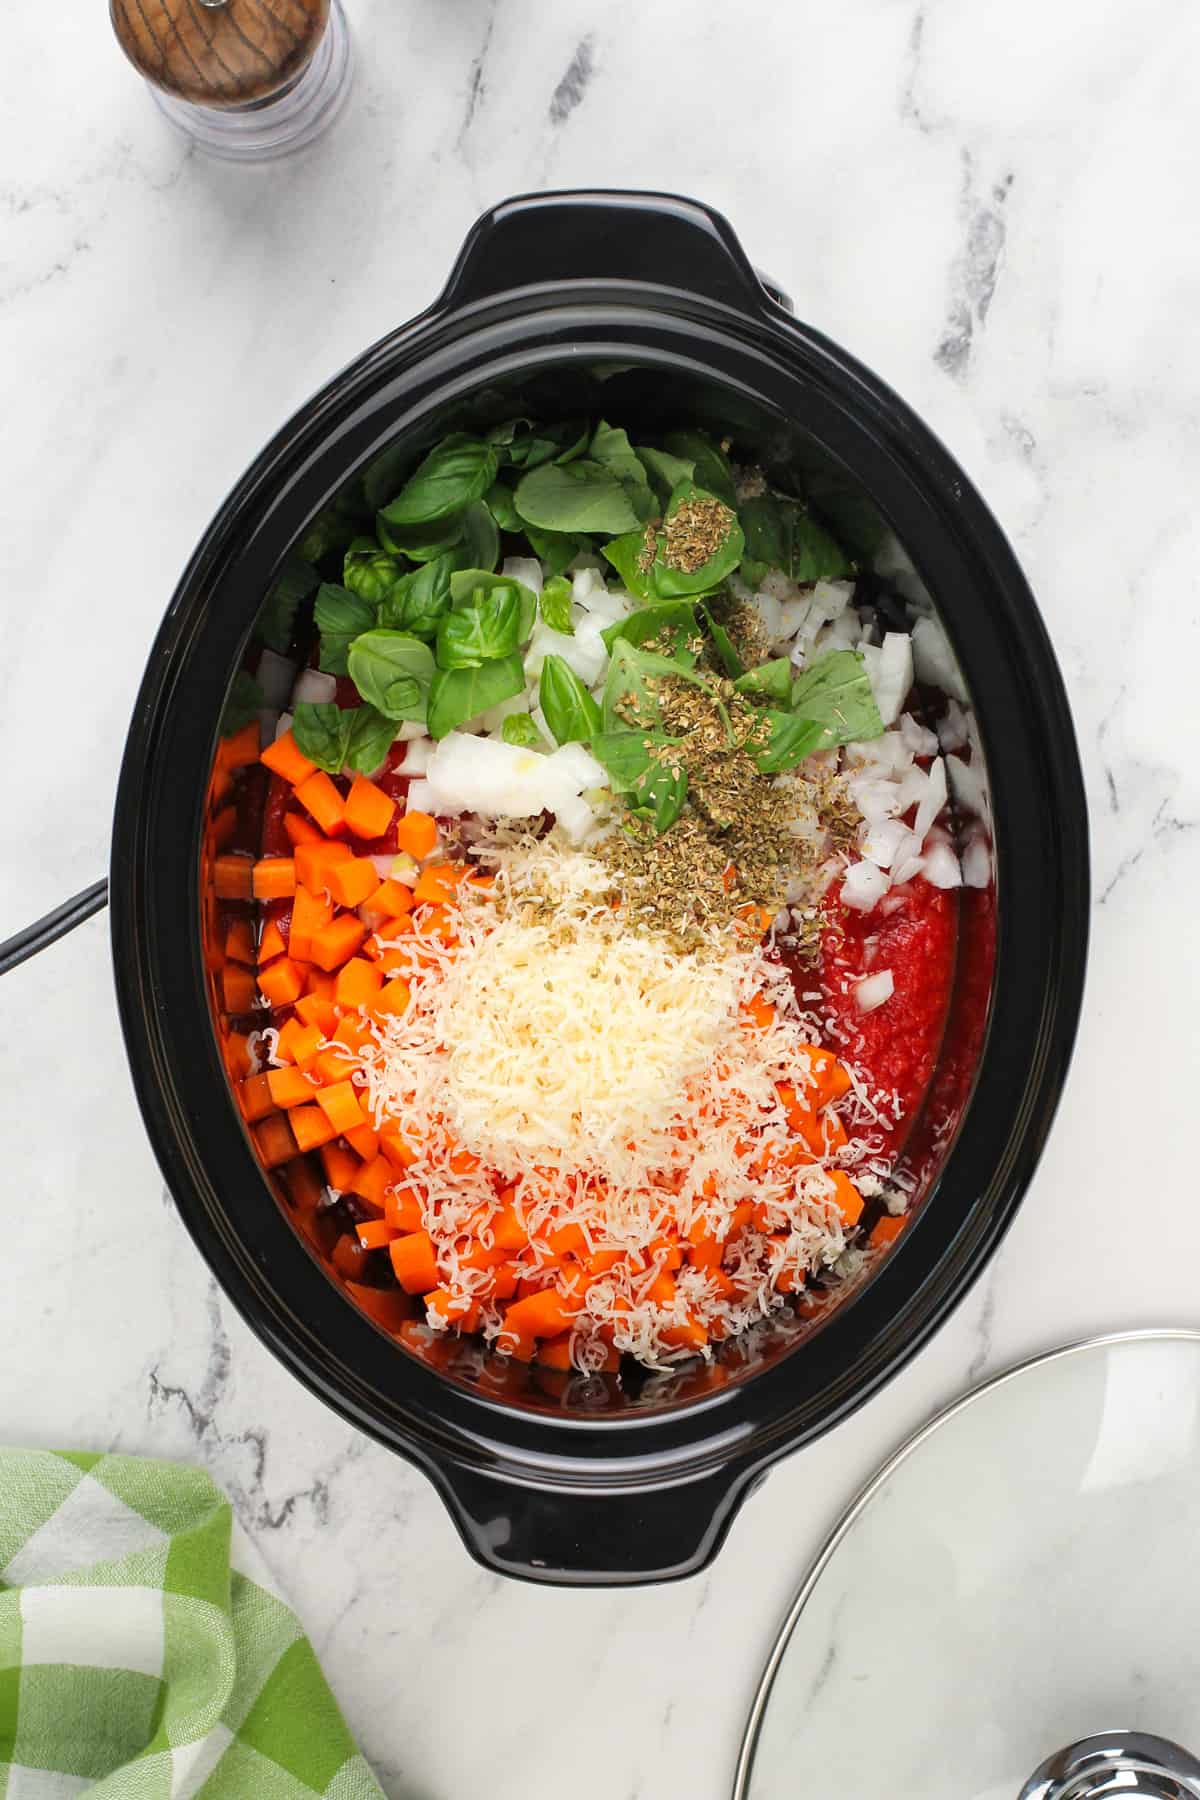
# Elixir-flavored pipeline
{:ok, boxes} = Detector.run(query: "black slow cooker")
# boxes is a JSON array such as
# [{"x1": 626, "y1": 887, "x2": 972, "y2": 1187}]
[{"x1": 111, "y1": 190, "x2": 1088, "y2": 1585}]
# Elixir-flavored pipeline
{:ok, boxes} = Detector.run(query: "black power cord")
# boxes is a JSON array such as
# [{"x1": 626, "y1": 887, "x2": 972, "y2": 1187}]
[{"x1": 0, "y1": 880, "x2": 109, "y2": 977}]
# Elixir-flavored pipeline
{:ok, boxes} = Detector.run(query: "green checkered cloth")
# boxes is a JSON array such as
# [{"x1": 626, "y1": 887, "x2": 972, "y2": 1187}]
[{"x1": 0, "y1": 1450, "x2": 384, "y2": 1798}]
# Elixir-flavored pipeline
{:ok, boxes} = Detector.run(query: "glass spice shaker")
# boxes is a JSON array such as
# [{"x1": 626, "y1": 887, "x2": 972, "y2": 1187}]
[{"x1": 110, "y1": 0, "x2": 352, "y2": 162}]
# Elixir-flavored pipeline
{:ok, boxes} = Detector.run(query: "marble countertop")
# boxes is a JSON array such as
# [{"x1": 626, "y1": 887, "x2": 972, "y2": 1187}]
[{"x1": 3, "y1": 1, "x2": 1198, "y2": 1794}]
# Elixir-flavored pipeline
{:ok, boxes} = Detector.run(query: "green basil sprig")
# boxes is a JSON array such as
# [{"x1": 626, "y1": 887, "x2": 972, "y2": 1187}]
[
  {"x1": 314, "y1": 584, "x2": 375, "y2": 675},
  {"x1": 379, "y1": 435, "x2": 498, "y2": 528},
  {"x1": 345, "y1": 631, "x2": 435, "y2": 722},
  {"x1": 539, "y1": 655, "x2": 601, "y2": 746},
  {"x1": 427, "y1": 654, "x2": 526, "y2": 740}
]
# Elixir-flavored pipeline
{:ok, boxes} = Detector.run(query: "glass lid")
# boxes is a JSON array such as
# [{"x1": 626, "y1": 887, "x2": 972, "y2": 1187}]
[{"x1": 735, "y1": 1331, "x2": 1200, "y2": 1800}]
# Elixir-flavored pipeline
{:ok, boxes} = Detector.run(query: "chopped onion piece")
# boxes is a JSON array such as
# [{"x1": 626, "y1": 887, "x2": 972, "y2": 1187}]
[
  {"x1": 854, "y1": 969, "x2": 894, "y2": 1012},
  {"x1": 842, "y1": 861, "x2": 891, "y2": 910},
  {"x1": 255, "y1": 648, "x2": 297, "y2": 710},
  {"x1": 406, "y1": 779, "x2": 434, "y2": 813},
  {"x1": 396, "y1": 737, "x2": 433, "y2": 775},
  {"x1": 871, "y1": 632, "x2": 913, "y2": 727},
  {"x1": 961, "y1": 828, "x2": 992, "y2": 889},
  {"x1": 900, "y1": 712, "x2": 939, "y2": 758},
  {"x1": 911, "y1": 615, "x2": 968, "y2": 703},
  {"x1": 937, "y1": 698, "x2": 970, "y2": 751},
  {"x1": 862, "y1": 818, "x2": 910, "y2": 869},
  {"x1": 501, "y1": 555, "x2": 542, "y2": 596},
  {"x1": 921, "y1": 838, "x2": 963, "y2": 888},
  {"x1": 293, "y1": 668, "x2": 337, "y2": 706},
  {"x1": 914, "y1": 755, "x2": 948, "y2": 838},
  {"x1": 810, "y1": 578, "x2": 854, "y2": 622},
  {"x1": 945, "y1": 751, "x2": 988, "y2": 819},
  {"x1": 397, "y1": 720, "x2": 426, "y2": 742},
  {"x1": 391, "y1": 851, "x2": 420, "y2": 884},
  {"x1": 275, "y1": 710, "x2": 293, "y2": 742},
  {"x1": 849, "y1": 775, "x2": 904, "y2": 824}
]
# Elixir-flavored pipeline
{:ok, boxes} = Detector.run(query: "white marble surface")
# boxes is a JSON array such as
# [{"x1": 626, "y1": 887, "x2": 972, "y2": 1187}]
[{"x1": 2, "y1": 2, "x2": 1198, "y2": 1795}]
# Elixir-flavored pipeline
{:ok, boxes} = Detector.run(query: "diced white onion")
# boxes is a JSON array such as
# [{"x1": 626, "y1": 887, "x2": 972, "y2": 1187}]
[
  {"x1": 369, "y1": 854, "x2": 394, "y2": 879},
  {"x1": 275, "y1": 710, "x2": 293, "y2": 742},
  {"x1": 397, "y1": 720, "x2": 426, "y2": 742},
  {"x1": 842, "y1": 861, "x2": 891, "y2": 910},
  {"x1": 406, "y1": 779, "x2": 434, "y2": 813},
  {"x1": 914, "y1": 755, "x2": 948, "y2": 838},
  {"x1": 862, "y1": 818, "x2": 910, "y2": 869},
  {"x1": 936, "y1": 697, "x2": 970, "y2": 751},
  {"x1": 501, "y1": 555, "x2": 543, "y2": 597},
  {"x1": 911, "y1": 615, "x2": 969, "y2": 703},
  {"x1": 810, "y1": 578, "x2": 854, "y2": 622},
  {"x1": 255, "y1": 648, "x2": 297, "y2": 710},
  {"x1": 292, "y1": 668, "x2": 337, "y2": 706},
  {"x1": 391, "y1": 851, "x2": 420, "y2": 883},
  {"x1": 396, "y1": 737, "x2": 433, "y2": 775},
  {"x1": 945, "y1": 752, "x2": 988, "y2": 819},
  {"x1": 571, "y1": 567, "x2": 608, "y2": 607},
  {"x1": 849, "y1": 776, "x2": 904, "y2": 824},
  {"x1": 921, "y1": 838, "x2": 963, "y2": 888},
  {"x1": 872, "y1": 632, "x2": 914, "y2": 727},
  {"x1": 420, "y1": 731, "x2": 608, "y2": 839},
  {"x1": 256, "y1": 709, "x2": 278, "y2": 744},
  {"x1": 854, "y1": 969, "x2": 894, "y2": 1013},
  {"x1": 961, "y1": 828, "x2": 993, "y2": 889},
  {"x1": 899, "y1": 711, "x2": 939, "y2": 758}
]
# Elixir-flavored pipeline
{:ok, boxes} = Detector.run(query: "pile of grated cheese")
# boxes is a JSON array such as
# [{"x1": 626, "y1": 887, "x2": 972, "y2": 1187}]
[{"x1": 346, "y1": 835, "x2": 893, "y2": 1369}]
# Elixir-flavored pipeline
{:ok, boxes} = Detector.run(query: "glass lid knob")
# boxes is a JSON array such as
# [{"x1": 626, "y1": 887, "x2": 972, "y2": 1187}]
[{"x1": 1019, "y1": 1731, "x2": 1200, "y2": 1799}]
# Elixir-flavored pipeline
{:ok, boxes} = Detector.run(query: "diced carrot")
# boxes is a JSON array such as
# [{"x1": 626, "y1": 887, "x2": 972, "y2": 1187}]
[
  {"x1": 326, "y1": 858, "x2": 382, "y2": 910},
  {"x1": 213, "y1": 855, "x2": 254, "y2": 901},
  {"x1": 662, "y1": 1315, "x2": 708, "y2": 1351},
  {"x1": 394, "y1": 810, "x2": 438, "y2": 859},
  {"x1": 258, "y1": 957, "x2": 305, "y2": 1008},
  {"x1": 730, "y1": 1200, "x2": 755, "y2": 1232},
  {"x1": 798, "y1": 1045, "x2": 853, "y2": 1106},
  {"x1": 211, "y1": 806, "x2": 238, "y2": 851},
  {"x1": 258, "y1": 919, "x2": 288, "y2": 964},
  {"x1": 225, "y1": 918, "x2": 256, "y2": 966},
  {"x1": 311, "y1": 914, "x2": 368, "y2": 971},
  {"x1": 370, "y1": 976, "x2": 411, "y2": 1018},
  {"x1": 274, "y1": 1018, "x2": 323, "y2": 1067},
  {"x1": 344, "y1": 775, "x2": 396, "y2": 841},
  {"x1": 267, "y1": 1065, "x2": 317, "y2": 1109},
  {"x1": 502, "y1": 1288, "x2": 581, "y2": 1340},
  {"x1": 345, "y1": 1280, "x2": 414, "y2": 1333},
  {"x1": 548, "y1": 1223, "x2": 589, "y2": 1260},
  {"x1": 357, "y1": 1219, "x2": 398, "y2": 1251},
  {"x1": 368, "y1": 879, "x2": 414, "y2": 919},
  {"x1": 288, "y1": 886, "x2": 333, "y2": 961},
  {"x1": 874, "y1": 1212, "x2": 907, "y2": 1246},
  {"x1": 282, "y1": 1155, "x2": 324, "y2": 1212},
  {"x1": 312, "y1": 1045, "x2": 357, "y2": 1086},
  {"x1": 647, "y1": 1271, "x2": 678, "y2": 1309},
  {"x1": 390, "y1": 1229, "x2": 440, "y2": 1295},
  {"x1": 331, "y1": 1233, "x2": 369, "y2": 1281},
  {"x1": 413, "y1": 862, "x2": 470, "y2": 906},
  {"x1": 294, "y1": 993, "x2": 339, "y2": 1036},
  {"x1": 384, "y1": 1186, "x2": 423, "y2": 1233},
  {"x1": 380, "y1": 1127, "x2": 418, "y2": 1170},
  {"x1": 208, "y1": 765, "x2": 234, "y2": 809},
  {"x1": 742, "y1": 994, "x2": 776, "y2": 1030},
  {"x1": 315, "y1": 1080, "x2": 367, "y2": 1135},
  {"x1": 304, "y1": 968, "x2": 337, "y2": 1000},
  {"x1": 345, "y1": 1122, "x2": 380, "y2": 1161},
  {"x1": 425, "y1": 1288, "x2": 479, "y2": 1330},
  {"x1": 493, "y1": 1204, "x2": 527, "y2": 1252},
  {"x1": 289, "y1": 1104, "x2": 337, "y2": 1153},
  {"x1": 351, "y1": 1157, "x2": 392, "y2": 1211},
  {"x1": 334, "y1": 1016, "x2": 374, "y2": 1052},
  {"x1": 221, "y1": 1032, "x2": 252, "y2": 1082},
  {"x1": 294, "y1": 839, "x2": 354, "y2": 892},
  {"x1": 823, "y1": 1112, "x2": 849, "y2": 1152},
  {"x1": 686, "y1": 1227, "x2": 724, "y2": 1271},
  {"x1": 221, "y1": 720, "x2": 261, "y2": 770},
  {"x1": 295, "y1": 770, "x2": 347, "y2": 836},
  {"x1": 253, "y1": 1112, "x2": 297, "y2": 1169},
  {"x1": 320, "y1": 1141, "x2": 361, "y2": 1192},
  {"x1": 489, "y1": 1264, "x2": 520, "y2": 1302},
  {"x1": 536, "y1": 1335, "x2": 576, "y2": 1371},
  {"x1": 828, "y1": 1170, "x2": 864, "y2": 1227},
  {"x1": 334, "y1": 957, "x2": 383, "y2": 1009},
  {"x1": 253, "y1": 857, "x2": 296, "y2": 901},
  {"x1": 284, "y1": 811, "x2": 324, "y2": 848},
  {"x1": 221, "y1": 963, "x2": 258, "y2": 1014},
  {"x1": 496, "y1": 1327, "x2": 536, "y2": 1363},
  {"x1": 721, "y1": 860, "x2": 738, "y2": 893},
  {"x1": 262, "y1": 729, "x2": 316, "y2": 786},
  {"x1": 238, "y1": 1072, "x2": 276, "y2": 1123}
]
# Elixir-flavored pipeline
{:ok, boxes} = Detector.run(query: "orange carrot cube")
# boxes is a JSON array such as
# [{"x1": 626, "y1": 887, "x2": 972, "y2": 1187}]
[
  {"x1": 238, "y1": 1072, "x2": 276, "y2": 1123},
  {"x1": 345, "y1": 1122, "x2": 380, "y2": 1161},
  {"x1": 369, "y1": 879, "x2": 414, "y2": 919},
  {"x1": 284, "y1": 811, "x2": 324, "y2": 848},
  {"x1": 320, "y1": 1142, "x2": 361, "y2": 1192},
  {"x1": 222, "y1": 964, "x2": 258, "y2": 1014},
  {"x1": 315, "y1": 1080, "x2": 366, "y2": 1135},
  {"x1": 261, "y1": 730, "x2": 316, "y2": 786},
  {"x1": 294, "y1": 993, "x2": 338, "y2": 1036},
  {"x1": 257, "y1": 958, "x2": 305, "y2": 1009},
  {"x1": 325, "y1": 858, "x2": 381, "y2": 910},
  {"x1": 295, "y1": 770, "x2": 347, "y2": 835},
  {"x1": 287, "y1": 886, "x2": 332, "y2": 961},
  {"x1": 351, "y1": 1157, "x2": 392, "y2": 1212},
  {"x1": 335, "y1": 957, "x2": 383, "y2": 1009},
  {"x1": 390, "y1": 1229, "x2": 439, "y2": 1295},
  {"x1": 294, "y1": 840, "x2": 353, "y2": 892},
  {"x1": 311, "y1": 914, "x2": 368, "y2": 971},
  {"x1": 221, "y1": 721, "x2": 261, "y2": 770},
  {"x1": 253, "y1": 857, "x2": 296, "y2": 901},
  {"x1": 371, "y1": 976, "x2": 411, "y2": 1018},
  {"x1": 213, "y1": 855, "x2": 254, "y2": 901},
  {"x1": 274, "y1": 1018, "x2": 323, "y2": 1067},
  {"x1": 258, "y1": 920, "x2": 288, "y2": 964},
  {"x1": 413, "y1": 862, "x2": 469, "y2": 905},
  {"x1": 379, "y1": 1126, "x2": 417, "y2": 1170},
  {"x1": 289, "y1": 1104, "x2": 338, "y2": 1153},
  {"x1": 266, "y1": 1065, "x2": 317, "y2": 1109},
  {"x1": 253, "y1": 1113, "x2": 297, "y2": 1168},
  {"x1": 225, "y1": 918, "x2": 256, "y2": 966},
  {"x1": 344, "y1": 775, "x2": 396, "y2": 841},
  {"x1": 394, "y1": 811, "x2": 438, "y2": 859},
  {"x1": 356, "y1": 1220, "x2": 399, "y2": 1251},
  {"x1": 829, "y1": 1170, "x2": 864, "y2": 1227},
  {"x1": 384, "y1": 1186, "x2": 423, "y2": 1232}
]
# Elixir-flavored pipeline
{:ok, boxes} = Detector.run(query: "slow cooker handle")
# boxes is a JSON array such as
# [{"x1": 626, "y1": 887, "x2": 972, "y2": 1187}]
[
  {"x1": 439, "y1": 189, "x2": 792, "y2": 316},
  {"x1": 437, "y1": 1459, "x2": 764, "y2": 1586}
]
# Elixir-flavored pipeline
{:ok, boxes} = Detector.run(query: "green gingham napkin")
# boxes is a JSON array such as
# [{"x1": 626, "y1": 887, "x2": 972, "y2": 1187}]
[{"x1": 0, "y1": 1450, "x2": 385, "y2": 1798}]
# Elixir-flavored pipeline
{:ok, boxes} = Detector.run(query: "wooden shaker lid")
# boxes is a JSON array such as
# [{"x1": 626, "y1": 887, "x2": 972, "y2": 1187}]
[{"x1": 110, "y1": 0, "x2": 331, "y2": 108}]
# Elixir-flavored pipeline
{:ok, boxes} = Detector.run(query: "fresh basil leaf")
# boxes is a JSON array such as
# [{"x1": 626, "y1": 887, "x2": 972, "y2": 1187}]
[
  {"x1": 484, "y1": 481, "x2": 522, "y2": 532},
  {"x1": 343, "y1": 538, "x2": 403, "y2": 606},
  {"x1": 427, "y1": 652, "x2": 526, "y2": 739},
  {"x1": 514, "y1": 459, "x2": 641, "y2": 536},
  {"x1": 379, "y1": 553, "x2": 453, "y2": 639},
  {"x1": 651, "y1": 481, "x2": 745, "y2": 598},
  {"x1": 314, "y1": 583, "x2": 376, "y2": 675},
  {"x1": 539, "y1": 576, "x2": 574, "y2": 635},
  {"x1": 539, "y1": 655, "x2": 602, "y2": 746},
  {"x1": 455, "y1": 499, "x2": 500, "y2": 574},
  {"x1": 436, "y1": 588, "x2": 523, "y2": 669},
  {"x1": 298, "y1": 505, "x2": 361, "y2": 566},
  {"x1": 630, "y1": 761, "x2": 689, "y2": 834},
  {"x1": 257, "y1": 555, "x2": 318, "y2": 654},
  {"x1": 525, "y1": 526, "x2": 587, "y2": 576},
  {"x1": 292, "y1": 701, "x2": 351, "y2": 773},
  {"x1": 449, "y1": 570, "x2": 537, "y2": 643},
  {"x1": 638, "y1": 446, "x2": 694, "y2": 509},
  {"x1": 749, "y1": 711, "x2": 827, "y2": 774},
  {"x1": 501, "y1": 712, "x2": 542, "y2": 748},
  {"x1": 221, "y1": 670, "x2": 264, "y2": 737},
  {"x1": 789, "y1": 649, "x2": 884, "y2": 748},
  {"x1": 601, "y1": 638, "x2": 711, "y2": 733},
  {"x1": 662, "y1": 430, "x2": 737, "y2": 507},
  {"x1": 551, "y1": 420, "x2": 590, "y2": 464},
  {"x1": 589, "y1": 421, "x2": 657, "y2": 523},
  {"x1": 345, "y1": 704, "x2": 396, "y2": 775},
  {"x1": 589, "y1": 729, "x2": 675, "y2": 793},
  {"x1": 376, "y1": 510, "x2": 465, "y2": 564},
  {"x1": 698, "y1": 603, "x2": 746, "y2": 679},
  {"x1": 380, "y1": 434, "x2": 498, "y2": 528},
  {"x1": 486, "y1": 417, "x2": 535, "y2": 448},
  {"x1": 346, "y1": 631, "x2": 435, "y2": 722},
  {"x1": 738, "y1": 495, "x2": 854, "y2": 588},
  {"x1": 734, "y1": 657, "x2": 793, "y2": 704},
  {"x1": 600, "y1": 600, "x2": 699, "y2": 660},
  {"x1": 601, "y1": 531, "x2": 656, "y2": 600},
  {"x1": 491, "y1": 418, "x2": 587, "y2": 470}
]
